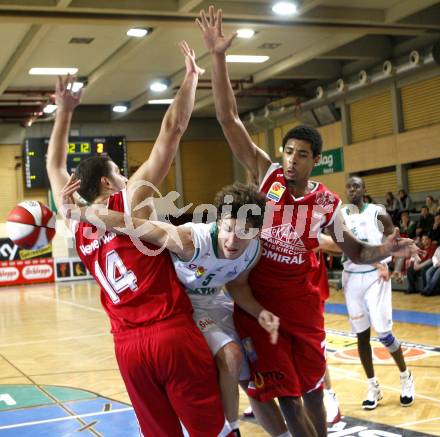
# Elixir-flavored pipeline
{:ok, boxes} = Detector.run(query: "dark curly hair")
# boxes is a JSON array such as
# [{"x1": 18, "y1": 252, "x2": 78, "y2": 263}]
[
  {"x1": 74, "y1": 155, "x2": 112, "y2": 203},
  {"x1": 214, "y1": 182, "x2": 266, "y2": 229},
  {"x1": 282, "y1": 124, "x2": 323, "y2": 157}
]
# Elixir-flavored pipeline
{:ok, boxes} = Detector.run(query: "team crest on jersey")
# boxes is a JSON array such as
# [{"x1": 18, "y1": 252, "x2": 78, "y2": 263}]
[
  {"x1": 267, "y1": 182, "x2": 286, "y2": 203},
  {"x1": 195, "y1": 266, "x2": 206, "y2": 277},
  {"x1": 315, "y1": 191, "x2": 335, "y2": 209}
]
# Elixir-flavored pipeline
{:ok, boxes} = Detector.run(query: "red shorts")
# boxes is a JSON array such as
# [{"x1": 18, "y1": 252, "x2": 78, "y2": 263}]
[
  {"x1": 114, "y1": 314, "x2": 225, "y2": 437},
  {"x1": 234, "y1": 288, "x2": 326, "y2": 402}
]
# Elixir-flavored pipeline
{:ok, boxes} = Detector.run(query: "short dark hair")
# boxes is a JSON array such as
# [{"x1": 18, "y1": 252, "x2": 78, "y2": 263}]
[
  {"x1": 421, "y1": 233, "x2": 432, "y2": 240},
  {"x1": 74, "y1": 155, "x2": 112, "y2": 203},
  {"x1": 348, "y1": 175, "x2": 365, "y2": 187},
  {"x1": 214, "y1": 183, "x2": 266, "y2": 229},
  {"x1": 282, "y1": 124, "x2": 322, "y2": 157}
]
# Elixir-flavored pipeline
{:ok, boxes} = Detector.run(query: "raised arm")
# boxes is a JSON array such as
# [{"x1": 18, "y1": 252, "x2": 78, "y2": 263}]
[
  {"x1": 127, "y1": 41, "x2": 204, "y2": 219},
  {"x1": 60, "y1": 175, "x2": 195, "y2": 259},
  {"x1": 46, "y1": 75, "x2": 82, "y2": 209},
  {"x1": 196, "y1": 6, "x2": 271, "y2": 183},
  {"x1": 328, "y1": 211, "x2": 418, "y2": 264}
]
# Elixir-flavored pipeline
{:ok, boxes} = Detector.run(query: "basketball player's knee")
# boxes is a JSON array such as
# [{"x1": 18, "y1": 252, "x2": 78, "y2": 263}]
[
  {"x1": 278, "y1": 396, "x2": 304, "y2": 416},
  {"x1": 357, "y1": 328, "x2": 371, "y2": 345},
  {"x1": 215, "y1": 342, "x2": 243, "y2": 379},
  {"x1": 303, "y1": 387, "x2": 323, "y2": 405},
  {"x1": 378, "y1": 331, "x2": 400, "y2": 353}
]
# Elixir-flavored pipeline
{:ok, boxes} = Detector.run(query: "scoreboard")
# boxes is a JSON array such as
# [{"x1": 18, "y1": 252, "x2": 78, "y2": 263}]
[{"x1": 24, "y1": 136, "x2": 127, "y2": 189}]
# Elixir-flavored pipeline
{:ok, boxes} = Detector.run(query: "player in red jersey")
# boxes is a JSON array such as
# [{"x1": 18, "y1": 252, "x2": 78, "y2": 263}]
[
  {"x1": 46, "y1": 42, "x2": 230, "y2": 437},
  {"x1": 197, "y1": 7, "x2": 417, "y2": 436}
]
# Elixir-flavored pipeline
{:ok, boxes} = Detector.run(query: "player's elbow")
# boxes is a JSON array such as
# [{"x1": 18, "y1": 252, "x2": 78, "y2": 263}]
[
  {"x1": 162, "y1": 118, "x2": 187, "y2": 138},
  {"x1": 216, "y1": 110, "x2": 239, "y2": 126}
]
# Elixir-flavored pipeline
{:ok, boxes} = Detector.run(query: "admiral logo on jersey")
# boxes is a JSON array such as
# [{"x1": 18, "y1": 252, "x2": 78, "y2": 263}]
[
  {"x1": 267, "y1": 182, "x2": 286, "y2": 203},
  {"x1": 261, "y1": 224, "x2": 308, "y2": 265}
]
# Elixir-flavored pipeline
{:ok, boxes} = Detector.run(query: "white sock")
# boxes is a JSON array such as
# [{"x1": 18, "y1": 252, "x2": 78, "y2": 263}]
[
  {"x1": 218, "y1": 420, "x2": 232, "y2": 437},
  {"x1": 367, "y1": 377, "x2": 378, "y2": 385},
  {"x1": 400, "y1": 369, "x2": 410, "y2": 379},
  {"x1": 275, "y1": 432, "x2": 292, "y2": 437},
  {"x1": 324, "y1": 388, "x2": 335, "y2": 394},
  {"x1": 229, "y1": 420, "x2": 240, "y2": 430}
]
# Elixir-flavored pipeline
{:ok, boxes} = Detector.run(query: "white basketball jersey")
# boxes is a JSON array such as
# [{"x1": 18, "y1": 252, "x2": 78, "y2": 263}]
[
  {"x1": 171, "y1": 222, "x2": 260, "y2": 304},
  {"x1": 341, "y1": 203, "x2": 390, "y2": 273}
]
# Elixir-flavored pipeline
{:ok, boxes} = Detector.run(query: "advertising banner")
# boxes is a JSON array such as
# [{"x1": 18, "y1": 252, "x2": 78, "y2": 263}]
[{"x1": 0, "y1": 258, "x2": 55, "y2": 287}]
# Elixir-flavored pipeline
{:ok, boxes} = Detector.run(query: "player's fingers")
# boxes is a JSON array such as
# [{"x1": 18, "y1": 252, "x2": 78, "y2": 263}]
[
  {"x1": 217, "y1": 9, "x2": 223, "y2": 34},
  {"x1": 208, "y1": 5, "x2": 215, "y2": 26},
  {"x1": 199, "y1": 10, "x2": 209, "y2": 28},
  {"x1": 195, "y1": 18, "x2": 205, "y2": 32},
  {"x1": 270, "y1": 330, "x2": 278, "y2": 345},
  {"x1": 225, "y1": 31, "x2": 237, "y2": 47}
]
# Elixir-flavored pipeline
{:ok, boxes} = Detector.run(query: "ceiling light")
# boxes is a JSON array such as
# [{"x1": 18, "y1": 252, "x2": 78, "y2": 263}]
[
  {"x1": 226, "y1": 55, "x2": 269, "y2": 63},
  {"x1": 237, "y1": 29, "x2": 255, "y2": 39},
  {"x1": 43, "y1": 104, "x2": 57, "y2": 114},
  {"x1": 127, "y1": 28, "x2": 149, "y2": 38},
  {"x1": 112, "y1": 104, "x2": 129, "y2": 113},
  {"x1": 272, "y1": 1, "x2": 298, "y2": 15},
  {"x1": 148, "y1": 99, "x2": 174, "y2": 105},
  {"x1": 29, "y1": 67, "x2": 78, "y2": 75},
  {"x1": 67, "y1": 81, "x2": 84, "y2": 93},
  {"x1": 150, "y1": 80, "x2": 169, "y2": 92}
]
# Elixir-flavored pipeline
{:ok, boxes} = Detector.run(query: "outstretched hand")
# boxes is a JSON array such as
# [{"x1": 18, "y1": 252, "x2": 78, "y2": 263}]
[
  {"x1": 55, "y1": 75, "x2": 83, "y2": 113},
  {"x1": 180, "y1": 40, "x2": 205, "y2": 76},
  {"x1": 384, "y1": 228, "x2": 418, "y2": 258},
  {"x1": 196, "y1": 5, "x2": 237, "y2": 54},
  {"x1": 59, "y1": 173, "x2": 81, "y2": 219},
  {"x1": 258, "y1": 310, "x2": 280, "y2": 345}
]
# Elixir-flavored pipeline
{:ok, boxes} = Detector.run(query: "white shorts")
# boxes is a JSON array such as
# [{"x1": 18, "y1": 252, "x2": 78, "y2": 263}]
[
  {"x1": 342, "y1": 269, "x2": 393, "y2": 334},
  {"x1": 190, "y1": 291, "x2": 250, "y2": 381}
]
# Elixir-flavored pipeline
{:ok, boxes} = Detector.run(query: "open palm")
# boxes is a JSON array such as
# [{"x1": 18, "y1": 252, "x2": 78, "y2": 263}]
[
  {"x1": 196, "y1": 6, "x2": 236, "y2": 54},
  {"x1": 55, "y1": 75, "x2": 82, "y2": 112}
]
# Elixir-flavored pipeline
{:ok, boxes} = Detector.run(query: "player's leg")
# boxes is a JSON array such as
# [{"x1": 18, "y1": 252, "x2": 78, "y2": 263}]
[
  {"x1": 343, "y1": 272, "x2": 381, "y2": 409},
  {"x1": 114, "y1": 331, "x2": 185, "y2": 437},
  {"x1": 239, "y1": 381, "x2": 289, "y2": 437},
  {"x1": 289, "y1": 293, "x2": 327, "y2": 437},
  {"x1": 193, "y1": 300, "x2": 243, "y2": 433},
  {"x1": 234, "y1": 307, "x2": 313, "y2": 436},
  {"x1": 368, "y1": 276, "x2": 415, "y2": 407},
  {"x1": 216, "y1": 341, "x2": 242, "y2": 431},
  {"x1": 278, "y1": 396, "x2": 318, "y2": 437},
  {"x1": 156, "y1": 316, "x2": 227, "y2": 437},
  {"x1": 302, "y1": 388, "x2": 326, "y2": 437}
]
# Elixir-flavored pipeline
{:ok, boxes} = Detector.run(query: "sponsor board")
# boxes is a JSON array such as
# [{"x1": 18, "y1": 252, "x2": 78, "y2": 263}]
[
  {"x1": 0, "y1": 259, "x2": 54, "y2": 286},
  {"x1": 326, "y1": 328, "x2": 440, "y2": 363},
  {"x1": 0, "y1": 238, "x2": 52, "y2": 261}
]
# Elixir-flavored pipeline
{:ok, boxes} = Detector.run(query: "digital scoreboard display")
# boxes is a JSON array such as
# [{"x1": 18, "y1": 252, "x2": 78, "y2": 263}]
[{"x1": 24, "y1": 136, "x2": 127, "y2": 189}]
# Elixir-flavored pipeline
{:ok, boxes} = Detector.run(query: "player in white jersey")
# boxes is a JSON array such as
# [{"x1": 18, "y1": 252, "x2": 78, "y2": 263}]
[
  {"x1": 61, "y1": 179, "x2": 289, "y2": 437},
  {"x1": 342, "y1": 176, "x2": 415, "y2": 410}
]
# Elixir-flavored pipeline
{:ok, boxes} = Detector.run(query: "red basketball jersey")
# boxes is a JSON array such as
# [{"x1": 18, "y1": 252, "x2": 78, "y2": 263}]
[
  {"x1": 250, "y1": 163, "x2": 341, "y2": 297},
  {"x1": 73, "y1": 189, "x2": 192, "y2": 333}
]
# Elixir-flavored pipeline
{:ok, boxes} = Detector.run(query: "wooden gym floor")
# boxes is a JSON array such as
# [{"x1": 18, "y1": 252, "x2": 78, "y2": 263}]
[{"x1": 0, "y1": 280, "x2": 438, "y2": 436}]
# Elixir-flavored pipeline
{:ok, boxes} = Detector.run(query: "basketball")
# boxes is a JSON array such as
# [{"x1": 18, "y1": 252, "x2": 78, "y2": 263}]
[{"x1": 6, "y1": 201, "x2": 56, "y2": 249}]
